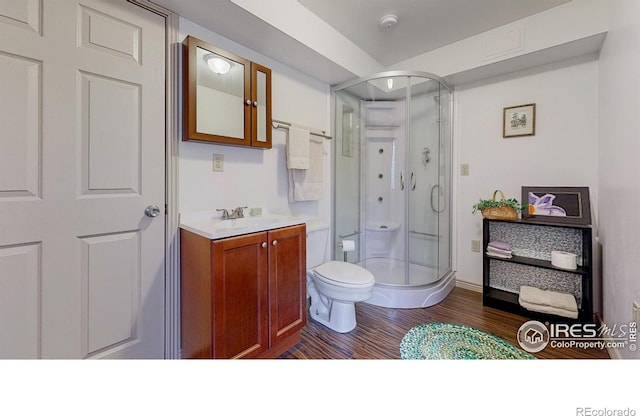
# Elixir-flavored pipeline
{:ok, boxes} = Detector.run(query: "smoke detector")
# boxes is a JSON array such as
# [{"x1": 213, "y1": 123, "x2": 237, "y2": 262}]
[{"x1": 379, "y1": 14, "x2": 398, "y2": 31}]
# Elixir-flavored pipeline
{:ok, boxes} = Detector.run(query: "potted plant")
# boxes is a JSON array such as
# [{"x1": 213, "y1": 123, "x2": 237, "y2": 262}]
[{"x1": 472, "y1": 190, "x2": 527, "y2": 221}]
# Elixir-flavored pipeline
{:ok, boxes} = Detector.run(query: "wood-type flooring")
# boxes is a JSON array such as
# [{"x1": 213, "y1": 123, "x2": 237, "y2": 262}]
[{"x1": 279, "y1": 287, "x2": 610, "y2": 359}]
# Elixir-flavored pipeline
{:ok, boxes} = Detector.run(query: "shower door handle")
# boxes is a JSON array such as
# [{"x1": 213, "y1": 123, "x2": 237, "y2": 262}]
[
  {"x1": 411, "y1": 172, "x2": 416, "y2": 190},
  {"x1": 431, "y1": 184, "x2": 445, "y2": 213},
  {"x1": 400, "y1": 172, "x2": 404, "y2": 190}
]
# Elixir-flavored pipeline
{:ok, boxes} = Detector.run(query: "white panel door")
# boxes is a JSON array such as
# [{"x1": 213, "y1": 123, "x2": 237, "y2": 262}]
[{"x1": 0, "y1": 0, "x2": 166, "y2": 358}]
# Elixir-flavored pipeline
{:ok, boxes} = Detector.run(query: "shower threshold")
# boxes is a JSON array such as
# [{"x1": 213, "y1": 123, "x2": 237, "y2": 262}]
[{"x1": 358, "y1": 257, "x2": 456, "y2": 309}]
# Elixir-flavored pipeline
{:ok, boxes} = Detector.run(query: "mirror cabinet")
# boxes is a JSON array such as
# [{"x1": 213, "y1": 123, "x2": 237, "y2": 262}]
[{"x1": 183, "y1": 36, "x2": 271, "y2": 149}]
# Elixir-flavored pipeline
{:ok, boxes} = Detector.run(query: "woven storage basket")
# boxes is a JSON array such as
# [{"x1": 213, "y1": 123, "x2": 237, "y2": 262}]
[{"x1": 481, "y1": 190, "x2": 518, "y2": 221}]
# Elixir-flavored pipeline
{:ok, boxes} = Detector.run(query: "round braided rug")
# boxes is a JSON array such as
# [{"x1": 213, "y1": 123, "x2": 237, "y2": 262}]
[{"x1": 400, "y1": 322, "x2": 535, "y2": 360}]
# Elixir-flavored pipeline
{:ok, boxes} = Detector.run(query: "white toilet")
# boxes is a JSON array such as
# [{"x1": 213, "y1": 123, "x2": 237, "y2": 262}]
[{"x1": 306, "y1": 220, "x2": 375, "y2": 333}]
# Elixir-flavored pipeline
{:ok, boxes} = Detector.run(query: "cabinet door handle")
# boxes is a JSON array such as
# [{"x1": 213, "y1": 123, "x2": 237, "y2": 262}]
[
  {"x1": 272, "y1": 240, "x2": 278, "y2": 246},
  {"x1": 253, "y1": 101, "x2": 258, "y2": 107},
  {"x1": 261, "y1": 242, "x2": 267, "y2": 248},
  {"x1": 245, "y1": 99, "x2": 251, "y2": 105}
]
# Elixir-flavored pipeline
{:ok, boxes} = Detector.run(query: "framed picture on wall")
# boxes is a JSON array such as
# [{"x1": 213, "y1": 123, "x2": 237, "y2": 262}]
[
  {"x1": 521, "y1": 186, "x2": 591, "y2": 225},
  {"x1": 503, "y1": 103, "x2": 536, "y2": 138}
]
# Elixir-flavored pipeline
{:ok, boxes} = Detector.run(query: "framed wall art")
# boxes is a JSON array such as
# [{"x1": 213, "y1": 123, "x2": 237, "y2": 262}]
[
  {"x1": 521, "y1": 186, "x2": 591, "y2": 225},
  {"x1": 503, "y1": 103, "x2": 536, "y2": 138}
]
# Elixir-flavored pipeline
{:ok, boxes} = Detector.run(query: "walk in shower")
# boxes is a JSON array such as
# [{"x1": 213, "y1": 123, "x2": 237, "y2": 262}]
[{"x1": 333, "y1": 71, "x2": 455, "y2": 308}]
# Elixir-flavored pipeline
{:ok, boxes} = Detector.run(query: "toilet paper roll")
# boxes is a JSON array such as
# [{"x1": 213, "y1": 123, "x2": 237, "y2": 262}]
[
  {"x1": 340, "y1": 239, "x2": 355, "y2": 252},
  {"x1": 551, "y1": 250, "x2": 577, "y2": 270}
]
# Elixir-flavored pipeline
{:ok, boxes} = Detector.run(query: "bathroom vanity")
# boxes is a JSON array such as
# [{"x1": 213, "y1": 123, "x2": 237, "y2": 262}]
[{"x1": 180, "y1": 213, "x2": 306, "y2": 358}]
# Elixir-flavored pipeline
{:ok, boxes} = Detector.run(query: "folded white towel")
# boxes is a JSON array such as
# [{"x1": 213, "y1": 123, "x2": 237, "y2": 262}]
[
  {"x1": 487, "y1": 246, "x2": 512, "y2": 256},
  {"x1": 518, "y1": 285, "x2": 578, "y2": 313},
  {"x1": 519, "y1": 299, "x2": 579, "y2": 319},
  {"x1": 288, "y1": 137, "x2": 323, "y2": 201},
  {"x1": 486, "y1": 251, "x2": 512, "y2": 259},
  {"x1": 286, "y1": 126, "x2": 310, "y2": 170}
]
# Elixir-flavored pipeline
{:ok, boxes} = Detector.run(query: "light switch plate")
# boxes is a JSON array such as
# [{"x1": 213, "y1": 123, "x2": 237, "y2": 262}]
[
  {"x1": 460, "y1": 163, "x2": 470, "y2": 176},
  {"x1": 213, "y1": 154, "x2": 224, "y2": 172}
]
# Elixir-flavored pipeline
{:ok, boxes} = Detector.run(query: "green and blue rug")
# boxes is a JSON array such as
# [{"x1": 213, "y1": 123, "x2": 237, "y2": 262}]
[{"x1": 400, "y1": 322, "x2": 535, "y2": 360}]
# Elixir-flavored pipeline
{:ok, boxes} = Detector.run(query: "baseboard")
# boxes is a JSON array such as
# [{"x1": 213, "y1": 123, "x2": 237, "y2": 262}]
[{"x1": 456, "y1": 279, "x2": 482, "y2": 293}]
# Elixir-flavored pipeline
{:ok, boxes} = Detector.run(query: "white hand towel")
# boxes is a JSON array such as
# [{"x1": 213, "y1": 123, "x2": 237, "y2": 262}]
[
  {"x1": 286, "y1": 126, "x2": 310, "y2": 170},
  {"x1": 288, "y1": 137, "x2": 323, "y2": 201}
]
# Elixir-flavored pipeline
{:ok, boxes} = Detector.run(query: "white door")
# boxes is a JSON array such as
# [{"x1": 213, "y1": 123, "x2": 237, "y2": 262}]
[{"x1": 0, "y1": 0, "x2": 166, "y2": 358}]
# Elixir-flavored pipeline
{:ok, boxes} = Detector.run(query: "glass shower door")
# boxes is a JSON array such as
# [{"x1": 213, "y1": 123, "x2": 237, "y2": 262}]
[
  {"x1": 437, "y1": 87, "x2": 452, "y2": 279},
  {"x1": 407, "y1": 77, "x2": 441, "y2": 286},
  {"x1": 334, "y1": 92, "x2": 362, "y2": 264}
]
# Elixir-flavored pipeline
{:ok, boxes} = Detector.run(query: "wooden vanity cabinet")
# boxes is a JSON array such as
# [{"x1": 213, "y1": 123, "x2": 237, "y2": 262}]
[
  {"x1": 180, "y1": 224, "x2": 306, "y2": 359},
  {"x1": 182, "y1": 35, "x2": 272, "y2": 149}
]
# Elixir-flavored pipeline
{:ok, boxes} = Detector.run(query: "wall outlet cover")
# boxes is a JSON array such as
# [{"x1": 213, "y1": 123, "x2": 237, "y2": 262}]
[{"x1": 213, "y1": 154, "x2": 224, "y2": 172}]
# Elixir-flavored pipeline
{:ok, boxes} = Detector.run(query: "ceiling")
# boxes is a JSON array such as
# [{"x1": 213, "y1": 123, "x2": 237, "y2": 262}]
[
  {"x1": 297, "y1": 0, "x2": 571, "y2": 66},
  {"x1": 151, "y1": 0, "x2": 575, "y2": 84}
]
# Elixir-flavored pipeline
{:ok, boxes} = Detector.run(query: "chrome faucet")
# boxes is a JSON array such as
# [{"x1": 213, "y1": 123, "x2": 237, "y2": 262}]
[
  {"x1": 216, "y1": 208, "x2": 230, "y2": 219},
  {"x1": 217, "y1": 206, "x2": 247, "y2": 220},
  {"x1": 231, "y1": 206, "x2": 247, "y2": 219}
]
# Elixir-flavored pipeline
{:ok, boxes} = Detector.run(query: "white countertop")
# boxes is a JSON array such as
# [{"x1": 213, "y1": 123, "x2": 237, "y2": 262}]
[{"x1": 180, "y1": 211, "x2": 306, "y2": 240}]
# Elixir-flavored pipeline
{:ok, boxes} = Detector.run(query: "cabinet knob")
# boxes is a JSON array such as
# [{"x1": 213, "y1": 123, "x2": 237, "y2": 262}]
[
  {"x1": 261, "y1": 242, "x2": 267, "y2": 248},
  {"x1": 245, "y1": 99, "x2": 251, "y2": 105},
  {"x1": 253, "y1": 101, "x2": 258, "y2": 107},
  {"x1": 272, "y1": 240, "x2": 278, "y2": 246}
]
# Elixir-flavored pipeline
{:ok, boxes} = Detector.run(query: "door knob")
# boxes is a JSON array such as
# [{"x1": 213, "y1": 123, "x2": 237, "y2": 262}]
[
  {"x1": 272, "y1": 240, "x2": 278, "y2": 246},
  {"x1": 145, "y1": 205, "x2": 161, "y2": 218}
]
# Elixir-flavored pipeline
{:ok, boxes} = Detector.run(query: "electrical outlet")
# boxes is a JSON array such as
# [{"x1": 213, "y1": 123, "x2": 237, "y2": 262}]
[
  {"x1": 460, "y1": 163, "x2": 470, "y2": 176},
  {"x1": 471, "y1": 240, "x2": 481, "y2": 252},
  {"x1": 213, "y1": 154, "x2": 224, "y2": 172}
]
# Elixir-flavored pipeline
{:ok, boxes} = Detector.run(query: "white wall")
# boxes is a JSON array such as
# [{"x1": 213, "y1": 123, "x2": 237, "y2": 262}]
[
  {"x1": 178, "y1": 17, "x2": 332, "y2": 223},
  {"x1": 455, "y1": 55, "x2": 599, "y2": 291},
  {"x1": 598, "y1": 0, "x2": 640, "y2": 359}
]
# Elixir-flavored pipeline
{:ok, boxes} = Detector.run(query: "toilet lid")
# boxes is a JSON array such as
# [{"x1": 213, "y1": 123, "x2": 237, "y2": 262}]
[{"x1": 314, "y1": 261, "x2": 375, "y2": 286}]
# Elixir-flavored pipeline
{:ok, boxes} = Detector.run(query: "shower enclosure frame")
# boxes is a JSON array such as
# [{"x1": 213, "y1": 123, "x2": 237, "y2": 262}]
[{"x1": 332, "y1": 70, "x2": 456, "y2": 309}]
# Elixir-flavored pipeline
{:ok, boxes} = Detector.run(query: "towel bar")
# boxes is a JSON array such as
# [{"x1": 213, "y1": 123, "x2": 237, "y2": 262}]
[{"x1": 272, "y1": 118, "x2": 332, "y2": 140}]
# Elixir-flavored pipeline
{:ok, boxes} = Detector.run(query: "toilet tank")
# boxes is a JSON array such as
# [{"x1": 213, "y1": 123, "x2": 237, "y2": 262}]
[{"x1": 305, "y1": 219, "x2": 329, "y2": 269}]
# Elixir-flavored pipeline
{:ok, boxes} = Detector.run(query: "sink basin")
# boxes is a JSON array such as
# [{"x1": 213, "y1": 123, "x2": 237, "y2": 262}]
[
  {"x1": 211, "y1": 217, "x2": 280, "y2": 231},
  {"x1": 180, "y1": 212, "x2": 305, "y2": 240}
]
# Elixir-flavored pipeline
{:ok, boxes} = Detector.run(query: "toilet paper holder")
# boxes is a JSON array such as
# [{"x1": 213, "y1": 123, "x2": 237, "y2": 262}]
[{"x1": 338, "y1": 239, "x2": 355, "y2": 262}]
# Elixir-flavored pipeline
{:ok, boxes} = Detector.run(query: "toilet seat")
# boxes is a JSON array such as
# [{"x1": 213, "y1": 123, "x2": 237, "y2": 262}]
[{"x1": 313, "y1": 261, "x2": 375, "y2": 288}]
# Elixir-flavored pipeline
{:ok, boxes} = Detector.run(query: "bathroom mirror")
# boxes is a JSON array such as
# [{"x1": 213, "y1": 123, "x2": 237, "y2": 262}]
[{"x1": 183, "y1": 36, "x2": 251, "y2": 145}]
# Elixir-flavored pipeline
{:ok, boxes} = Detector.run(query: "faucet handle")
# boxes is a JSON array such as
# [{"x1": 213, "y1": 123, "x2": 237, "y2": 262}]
[
  {"x1": 216, "y1": 208, "x2": 230, "y2": 219},
  {"x1": 233, "y1": 206, "x2": 248, "y2": 218}
]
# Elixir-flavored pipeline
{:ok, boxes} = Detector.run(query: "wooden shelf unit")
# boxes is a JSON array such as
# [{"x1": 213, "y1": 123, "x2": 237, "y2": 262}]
[{"x1": 482, "y1": 218, "x2": 593, "y2": 322}]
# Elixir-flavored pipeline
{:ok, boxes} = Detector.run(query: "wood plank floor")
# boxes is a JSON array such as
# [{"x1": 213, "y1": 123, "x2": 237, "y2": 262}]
[{"x1": 279, "y1": 287, "x2": 610, "y2": 359}]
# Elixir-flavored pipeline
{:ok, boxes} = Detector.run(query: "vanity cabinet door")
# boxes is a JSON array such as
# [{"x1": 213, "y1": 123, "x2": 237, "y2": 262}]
[
  {"x1": 212, "y1": 232, "x2": 269, "y2": 359},
  {"x1": 267, "y1": 225, "x2": 306, "y2": 347}
]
